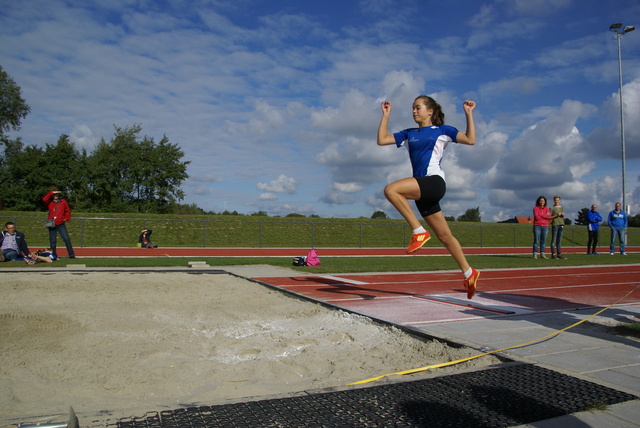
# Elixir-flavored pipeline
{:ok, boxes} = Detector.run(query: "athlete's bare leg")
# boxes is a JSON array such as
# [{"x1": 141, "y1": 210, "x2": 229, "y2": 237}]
[
  {"x1": 423, "y1": 211, "x2": 471, "y2": 273},
  {"x1": 384, "y1": 178, "x2": 423, "y2": 230}
]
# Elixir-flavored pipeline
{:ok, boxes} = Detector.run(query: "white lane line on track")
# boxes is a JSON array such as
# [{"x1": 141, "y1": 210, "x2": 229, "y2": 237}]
[{"x1": 318, "y1": 275, "x2": 370, "y2": 285}]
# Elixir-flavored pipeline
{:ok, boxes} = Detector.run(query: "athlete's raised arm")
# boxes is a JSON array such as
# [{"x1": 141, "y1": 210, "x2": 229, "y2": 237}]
[
  {"x1": 377, "y1": 101, "x2": 396, "y2": 146},
  {"x1": 456, "y1": 100, "x2": 476, "y2": 146}
]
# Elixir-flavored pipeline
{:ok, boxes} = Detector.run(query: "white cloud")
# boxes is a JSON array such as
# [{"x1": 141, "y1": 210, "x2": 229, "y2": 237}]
[
  {"x1": 479, "y1": 77, "x2": 540, "y2": 99},
  {"x1": 469, "y1": 4, "x2": 495, "y2": 28},
  {"x1": 69, "y1": 124, "x2": 99, "y2": 149},
  {"x1": 247, "y1": 99, "x2": 285, "y2": 134},
  {"x1": 455, "y1": 130, "x2": 509, "y2": 171},
  {"x1": 257, "y1": 174, "x2": 297, "y2": 194},
  {"x1": 441, "y1": 166, "x2": 479, "y2": 201},
  {"x1": 491, "y1": 101, "x2": 594, "y2": 178},
  {"x1": 259, "y1": 192, "x2": 276, "y2": 200},
  {"x1": 501, "y1": 0, "x2": 572, "y2": 17},
  {"x1": 333, "y1": 182, "x2": 364, "y2": 193},
  {"x1": 321, "y1": 191, "x2": 358, "y2": 205},
  {"x1": 316, "y1": 136, "x2": 406, "y2": 186},
  {"x1": 585, "y1": 78, "x2": 640, "y2": 160},
  {"x1": 3, "y1": 0, "x2": 639, "y2": 220}
]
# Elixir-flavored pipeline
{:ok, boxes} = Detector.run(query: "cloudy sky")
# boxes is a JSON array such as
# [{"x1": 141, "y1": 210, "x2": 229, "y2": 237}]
[{"x1": 2, "y1": 0, "x2": 639, "y2": 221}]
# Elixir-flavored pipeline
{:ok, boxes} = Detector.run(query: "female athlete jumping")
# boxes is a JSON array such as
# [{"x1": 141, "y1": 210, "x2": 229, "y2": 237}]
[{"x1": 377, "y1": 96, "x2": 479, "y2": 299}]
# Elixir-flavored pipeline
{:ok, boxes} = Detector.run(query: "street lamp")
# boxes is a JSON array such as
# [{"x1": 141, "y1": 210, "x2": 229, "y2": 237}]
[{"x1": 609, "y1": 23, "x2": 635, "y2": 214}]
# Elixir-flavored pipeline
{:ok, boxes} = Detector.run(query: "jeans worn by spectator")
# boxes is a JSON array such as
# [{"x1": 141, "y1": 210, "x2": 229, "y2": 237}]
[
  {"x1": 551, "y1": 225, "x2": 564, "y2": 256},
  {"x1": 49, "y1": 222, "x2": 75, "y2": 258},
  {"x1": 533, "y1": 225, "x2": 549, "y2": 254}
]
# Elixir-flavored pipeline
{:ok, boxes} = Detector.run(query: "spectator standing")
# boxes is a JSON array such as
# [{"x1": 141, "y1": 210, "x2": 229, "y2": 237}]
[
  {"x1": 550, "y1": 195, "x2": 565, "y2": 259},
  {"x1": 42, "y1": 188, "x2": 76, "y2": 259},
  {"x1": 0, "y1": 222, "x2": 32, "y2": 261},
  {"x1": 532, "y1": 196, "x2": 551, "y2": 259},
  {"x1": 587, "y1": 204, "x2": 602, "y2": 255},
  {"x1": 608, "y1": 202, "x2": 628, "y2": 255}
]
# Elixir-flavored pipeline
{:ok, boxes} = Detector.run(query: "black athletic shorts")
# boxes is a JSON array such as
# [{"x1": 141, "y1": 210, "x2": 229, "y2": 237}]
[{"x1": 414, "y1": 175, "x2": 446, "y2": 217}]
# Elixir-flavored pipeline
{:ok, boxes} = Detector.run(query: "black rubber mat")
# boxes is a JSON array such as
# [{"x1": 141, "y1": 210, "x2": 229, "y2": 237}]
[{"x1": 93, "y1": 363, "x2": 637, "y2": 428}]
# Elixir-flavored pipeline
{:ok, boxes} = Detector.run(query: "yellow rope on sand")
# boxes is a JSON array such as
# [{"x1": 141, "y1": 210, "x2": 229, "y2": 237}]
[{"x1": 348, "y1": 284, "x2": 640, "y2": 386}]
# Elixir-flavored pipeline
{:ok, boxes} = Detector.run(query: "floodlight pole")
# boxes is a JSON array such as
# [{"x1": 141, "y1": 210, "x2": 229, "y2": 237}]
[{"x1": 609, "y1": 23, "x2": 635, "y2": 214}]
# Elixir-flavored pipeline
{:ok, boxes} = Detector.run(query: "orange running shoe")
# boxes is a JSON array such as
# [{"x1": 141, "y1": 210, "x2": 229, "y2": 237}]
[
  {"x1": 406, "y1": 231, "x2": 431, "y2": 253},
  {"x1": 463, "y1": 268, "x2": 480, "y2": 299}
]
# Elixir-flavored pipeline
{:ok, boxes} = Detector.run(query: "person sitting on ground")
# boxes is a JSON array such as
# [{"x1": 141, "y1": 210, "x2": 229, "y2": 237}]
[
  {"x1": 0, "y1": 221, "x2": 33, "y2": 262},
  {"x1": 138, "y1": 229, "x2": 158, "y2": 248}
]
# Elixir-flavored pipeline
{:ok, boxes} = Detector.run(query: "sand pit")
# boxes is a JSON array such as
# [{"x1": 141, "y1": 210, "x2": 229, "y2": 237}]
[{"x1": 0, "y1": 270, "x2": 500, "y2": 425}]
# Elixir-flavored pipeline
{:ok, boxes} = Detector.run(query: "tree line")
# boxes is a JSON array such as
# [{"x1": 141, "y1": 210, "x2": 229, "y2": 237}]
[{"x1": 1, "y1": 66, "x2": 190, "y2": 214}]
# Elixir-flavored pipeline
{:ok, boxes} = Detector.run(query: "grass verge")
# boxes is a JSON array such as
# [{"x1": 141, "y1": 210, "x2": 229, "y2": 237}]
[
  {"x1": 3, "y1": 253, "x2": 638, "y2": 273},
  {"x1": 612, "y1": 323, "x2": 640, "y2": 338}
]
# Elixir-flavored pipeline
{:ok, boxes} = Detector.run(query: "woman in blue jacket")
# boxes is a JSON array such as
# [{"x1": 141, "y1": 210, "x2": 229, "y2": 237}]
[{"x1": 586, "y1": 204, "x2": 602, "y2": 255}]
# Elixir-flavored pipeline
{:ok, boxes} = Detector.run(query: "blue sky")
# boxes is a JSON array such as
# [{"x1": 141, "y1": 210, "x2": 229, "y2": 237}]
[{"x1": 2, "y1": 0, "x2": 639, "y2": 221}]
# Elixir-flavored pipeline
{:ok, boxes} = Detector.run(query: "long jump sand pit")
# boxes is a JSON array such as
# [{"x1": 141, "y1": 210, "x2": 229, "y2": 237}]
[{"x1": 0, "y1": 270, "x2": 501, "y2": 425}]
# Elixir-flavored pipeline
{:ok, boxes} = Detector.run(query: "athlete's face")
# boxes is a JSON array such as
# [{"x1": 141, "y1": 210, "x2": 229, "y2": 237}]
[{"x1": 412, "y1": 101, "x2": 433, "y2": 126}]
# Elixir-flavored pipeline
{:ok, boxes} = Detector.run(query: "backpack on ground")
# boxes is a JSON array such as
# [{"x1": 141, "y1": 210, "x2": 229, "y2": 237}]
[
  {"x1": 305, "y1": 248, "x2": 321, "y2": 266},
  {"x1": 292, "y1": 256, "x2": 306, "y2": 266}
]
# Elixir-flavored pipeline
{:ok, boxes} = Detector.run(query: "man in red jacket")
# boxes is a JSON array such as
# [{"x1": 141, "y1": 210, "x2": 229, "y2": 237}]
[{"x1": 42, "y1": 188, "x2": 76, "y2": 259}]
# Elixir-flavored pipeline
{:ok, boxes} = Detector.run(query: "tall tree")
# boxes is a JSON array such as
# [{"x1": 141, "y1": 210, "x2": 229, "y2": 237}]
[
  {"x1": 371, "y1": 210, "x2": 388, "y2": 219},
  {"x1": 0, "y1": 125, "x2": 190, "y2": 213},
  {"x1": 87, "y1": 124, "x2": 190, "y2": 213},
  {"x1": 575, "y1": 208, "x2": 589, "y2": 226},
  {"x1": 457, "y1": 207, "x2": 481, "y2": 222},
  {"x1": 42, "y1": 135, "x2": 82, "y2": 189},
  {"x1": 0, "y1": 139, "x2": 46, "y2": 210},
  {"x1": 0, "y1": 135, "x2": 84, "y2": 210},
  {"x1": 0, "y1": 65, "x2": 30, "y2": 137},
  {"x1": 0, "y1": 66, "x2": 32, "y2": 208}
]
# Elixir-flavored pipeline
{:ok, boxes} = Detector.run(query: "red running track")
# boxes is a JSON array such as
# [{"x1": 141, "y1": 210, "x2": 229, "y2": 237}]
[
  {"x1": 254, "y1": 265, "x2": 640, "y2": 325},
  {"x1": 52, "y1": 246, "x2": 640, "y2": 325}
]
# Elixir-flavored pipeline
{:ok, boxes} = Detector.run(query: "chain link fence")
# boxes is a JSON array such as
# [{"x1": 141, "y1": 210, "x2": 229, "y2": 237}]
[{"x1": 1, "y1": 215, "x2": 638, "y2": 249}]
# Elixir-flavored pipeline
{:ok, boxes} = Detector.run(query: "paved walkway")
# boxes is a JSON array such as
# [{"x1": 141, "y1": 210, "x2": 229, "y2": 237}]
[
  {"x1": 229, "y1": 264, "x2": 640, "y2": 427},
  {"x1": 425, "y1": 305, "x2": 640, "y2": 427}
]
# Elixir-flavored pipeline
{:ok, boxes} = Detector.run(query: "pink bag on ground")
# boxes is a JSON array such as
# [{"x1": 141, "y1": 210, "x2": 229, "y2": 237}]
[{"x1": 306, "y1": 248, "x2": 321, "y2": 266}]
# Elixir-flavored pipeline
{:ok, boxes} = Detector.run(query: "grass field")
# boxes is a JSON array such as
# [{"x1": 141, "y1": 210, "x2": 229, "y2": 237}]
[
  {"x1": 2, "y1": 210, "x2": 638, "y2": 249},
  {"x1": 1, "y1": 210, "x2": 638, "y2": 273},
  {"x1": 2, "y1": 252, "x2": 638, "y2": 273}
]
